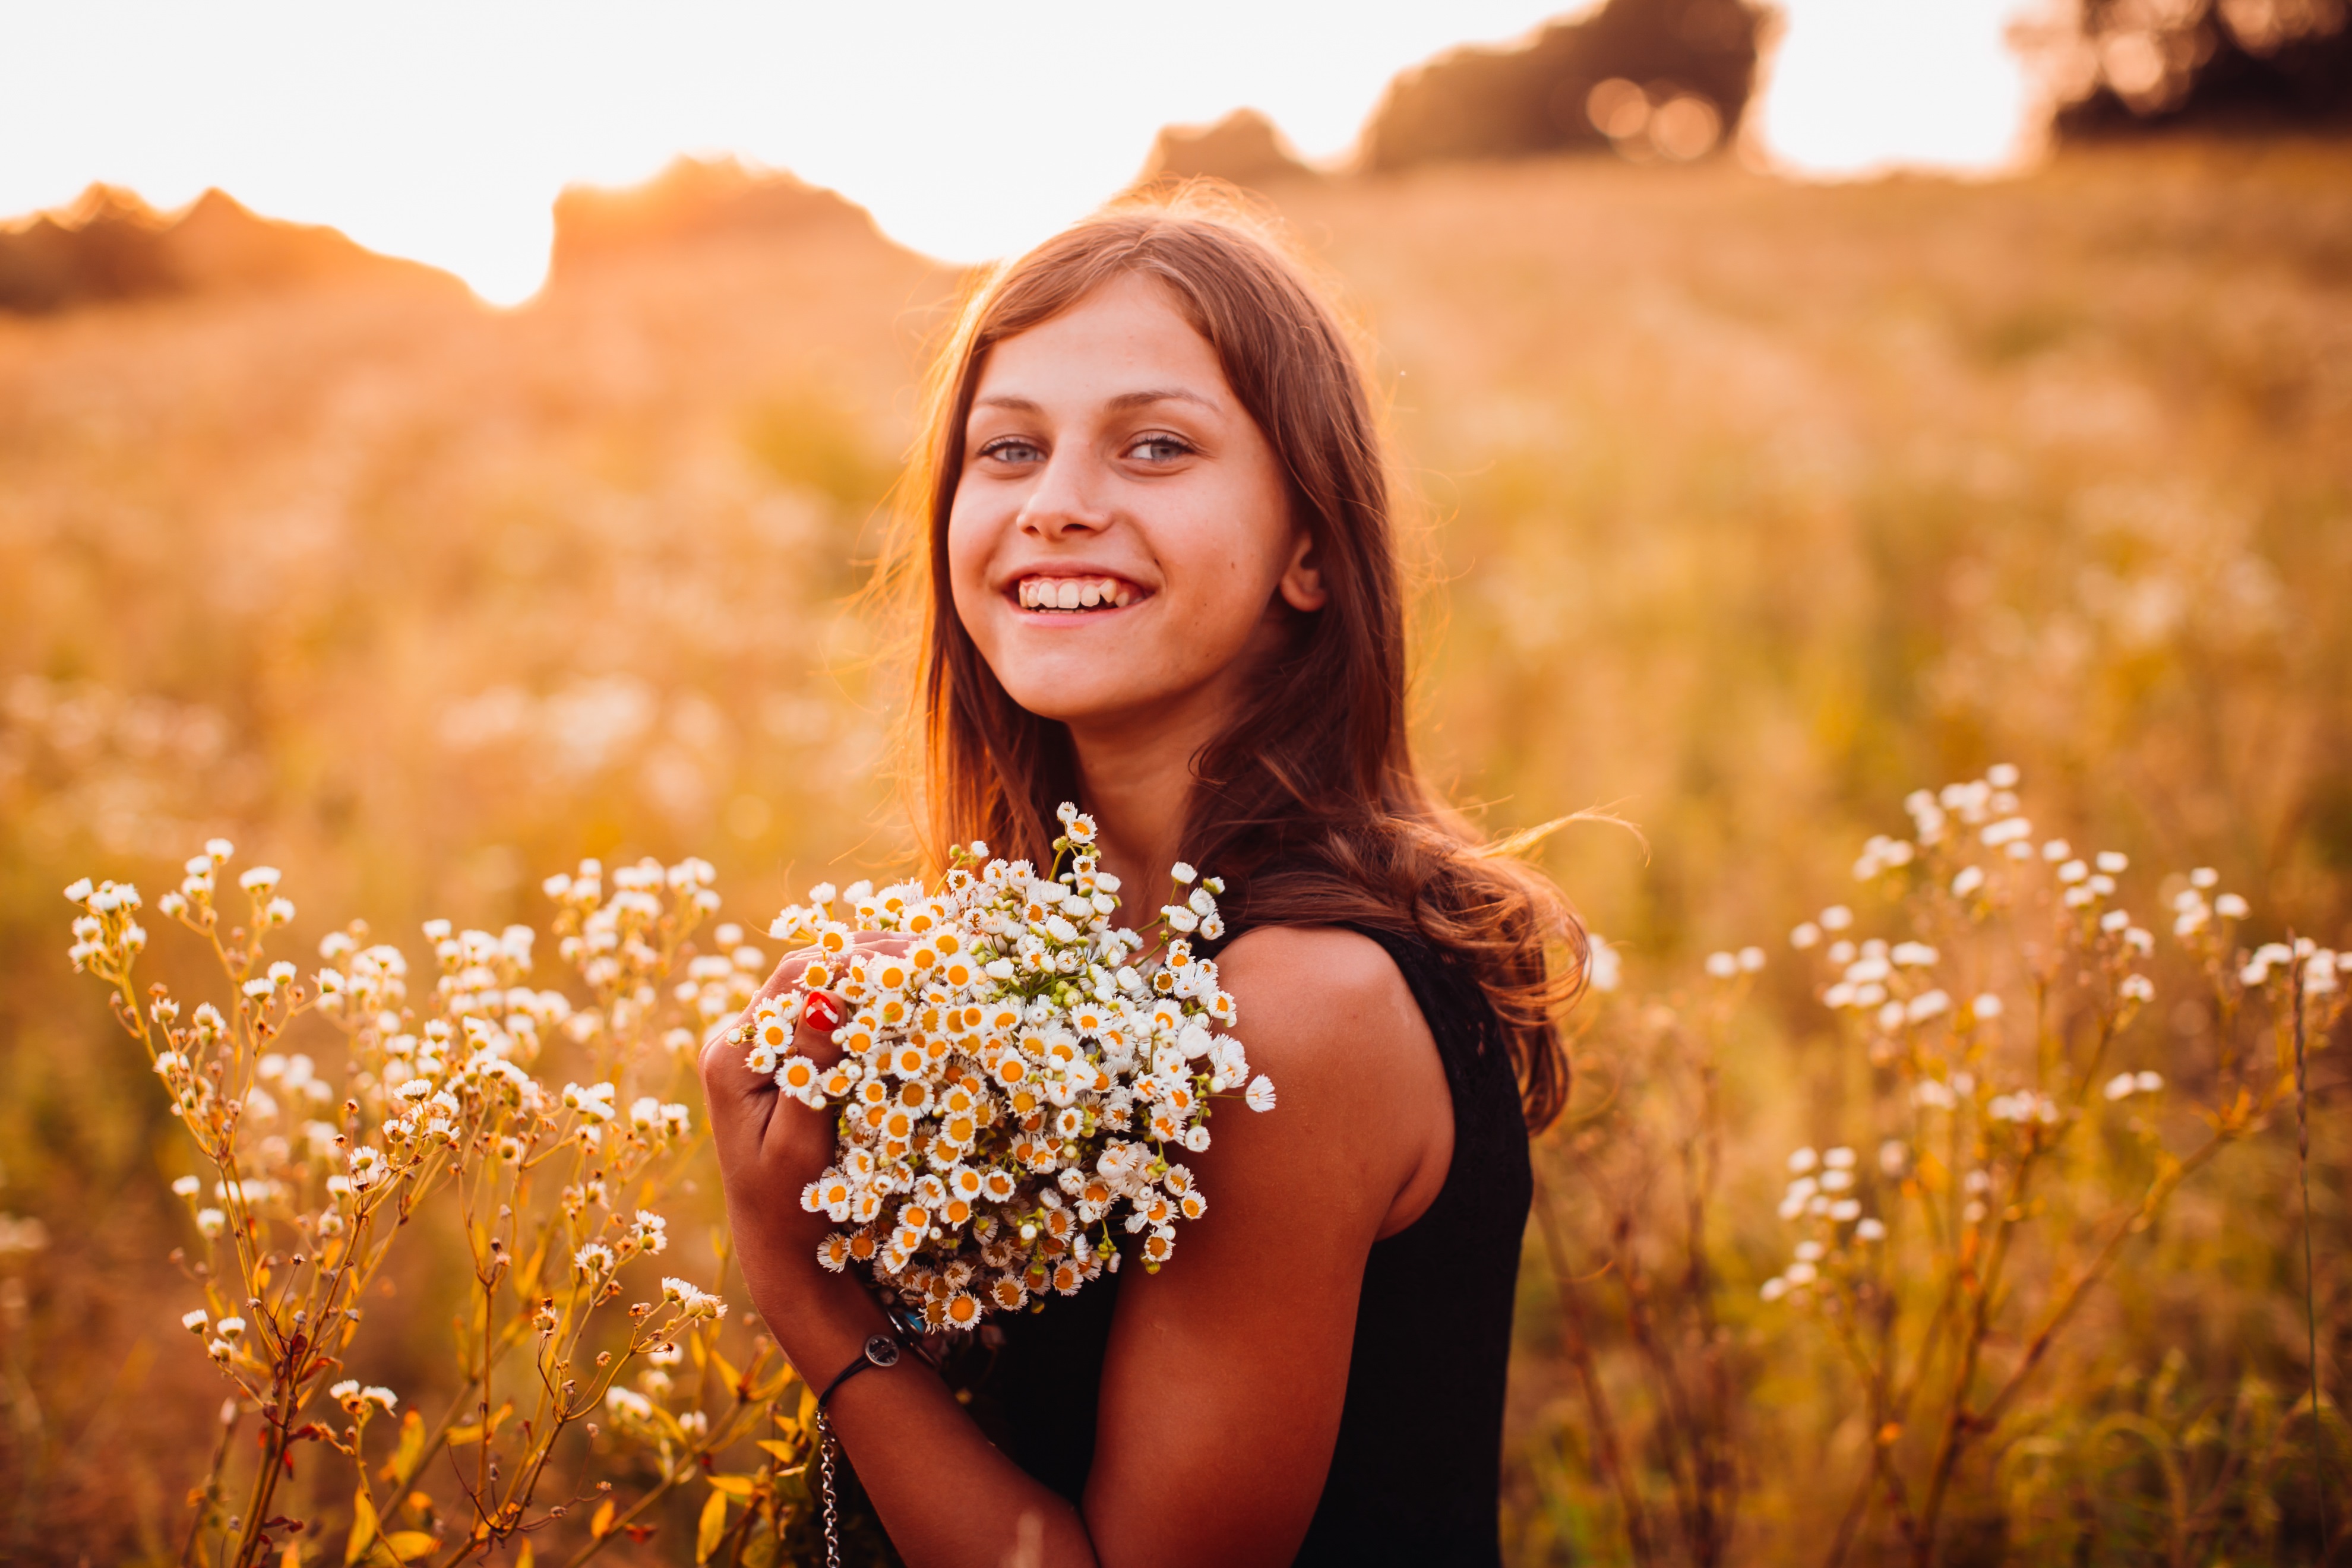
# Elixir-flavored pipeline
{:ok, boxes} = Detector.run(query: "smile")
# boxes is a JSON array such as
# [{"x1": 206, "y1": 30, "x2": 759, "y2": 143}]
[{"x1": 1012, "y1": 574, "x2": 1146, "y2": 614}]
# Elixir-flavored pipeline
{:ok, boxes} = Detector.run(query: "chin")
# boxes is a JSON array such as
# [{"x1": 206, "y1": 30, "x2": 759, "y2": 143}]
[
  {"x1": 990, "y1": 643, "x2": 1192, "y2": 725},
  {"x1": 996, "y1": 676, "x2": 1150, "y2": 728}
]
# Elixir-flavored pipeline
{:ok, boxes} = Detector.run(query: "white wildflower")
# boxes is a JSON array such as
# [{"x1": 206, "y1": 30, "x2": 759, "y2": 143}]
[
  {"x1": 2307, "y1": 952, "x2": 2340, "y2": 995},
  {"x1": 1980, "y1": 817, "x2": 2031, "y2": 848},
  {"x1": 1586, "y1": 936, "x2": 1621, "y2": 992}
]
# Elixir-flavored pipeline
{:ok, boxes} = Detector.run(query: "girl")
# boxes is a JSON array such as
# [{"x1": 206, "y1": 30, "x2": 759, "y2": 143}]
[{"x1": 701, "y1": 190, "x2": 1583, "y2": 1567}]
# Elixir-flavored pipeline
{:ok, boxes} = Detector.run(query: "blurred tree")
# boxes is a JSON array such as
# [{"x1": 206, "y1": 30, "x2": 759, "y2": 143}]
[
  {"x1": 0, "y1": 185, "x2": 459, "y2": 314},
  {"x1": 1134, "y1": 109, "x2": 1320, "y2": 191},
  {"x1": 1359, "y1": 0, "x2": 1765, "y2": 170},
  {"x1": 2036, "y1": 0, "x2": 2352, "y2": 135},
  {"x1": 547, "y1": 156, "x2": 881, "y2": 280},
  {"x1": 0, "y1": 187, "x2": 178, "y2": 313}
]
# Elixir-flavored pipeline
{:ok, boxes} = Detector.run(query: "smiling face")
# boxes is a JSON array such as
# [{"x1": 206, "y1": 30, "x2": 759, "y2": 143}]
[{"x1": 946, "y1": 273, "x2": 1327, "y2": 739}]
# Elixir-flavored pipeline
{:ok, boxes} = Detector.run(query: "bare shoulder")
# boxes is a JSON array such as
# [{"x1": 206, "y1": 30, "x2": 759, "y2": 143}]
[
  {"x1": 1215, "y1": 925, "x2": 1425, "y2": 1071},
  {"x1": 1210, "y1": 926, "x2": 1447, "y2": 1173},
  {"x1": 1217, "y1": 922, "x2": 1403, "y2": 991}
]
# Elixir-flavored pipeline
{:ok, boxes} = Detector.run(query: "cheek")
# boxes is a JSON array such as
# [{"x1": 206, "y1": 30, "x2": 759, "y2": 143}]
[
  {"x1": 1161, "y1": 557, "x2": 1274, "y2": 651},
  {"x1": 944, "y1": 499, "x2": 1001, "y2": 639},
  {"x1": 1157, "y1": 486, "x2": 1294, "y2": 637}
]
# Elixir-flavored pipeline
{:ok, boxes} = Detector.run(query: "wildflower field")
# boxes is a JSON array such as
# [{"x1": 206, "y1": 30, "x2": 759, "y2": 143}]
[{"x1": 2, "y1": 137, "x2": 2348, "y2": 1564}]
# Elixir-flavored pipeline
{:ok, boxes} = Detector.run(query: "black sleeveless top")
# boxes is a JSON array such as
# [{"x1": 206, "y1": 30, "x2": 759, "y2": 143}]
[{"x1": 949, "y1": 924, "x2": 1534, "y2": 1564}]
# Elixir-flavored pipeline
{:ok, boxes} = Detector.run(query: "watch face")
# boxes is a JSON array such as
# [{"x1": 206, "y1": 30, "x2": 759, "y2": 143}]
[{"x1": 866, "y1": 1335, "x2": 901, "y2": 1367}]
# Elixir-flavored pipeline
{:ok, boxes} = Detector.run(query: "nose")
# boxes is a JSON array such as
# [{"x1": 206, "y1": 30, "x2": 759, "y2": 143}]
[{"x1": 1015, "y1": 447, "x2": 1114, "y2": 541}]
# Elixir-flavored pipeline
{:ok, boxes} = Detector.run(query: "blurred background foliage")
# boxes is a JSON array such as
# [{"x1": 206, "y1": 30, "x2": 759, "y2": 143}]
[{"x1": 2, "y1": 0, "x2": 2350, "y2": 1556}]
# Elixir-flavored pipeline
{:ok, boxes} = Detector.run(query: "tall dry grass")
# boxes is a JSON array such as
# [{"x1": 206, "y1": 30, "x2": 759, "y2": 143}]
[{"x1": 1, "y1": 138, "x2": 2347, "y2": 1563}]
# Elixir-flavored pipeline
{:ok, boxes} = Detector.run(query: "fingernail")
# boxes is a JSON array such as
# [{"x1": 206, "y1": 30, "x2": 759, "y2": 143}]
[{"x1": 803, "y1": 991, "x2": 845, "y2": 1035}]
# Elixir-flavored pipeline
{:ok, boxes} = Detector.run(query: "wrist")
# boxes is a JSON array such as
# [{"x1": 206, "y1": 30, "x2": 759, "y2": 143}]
[
  {"x1": 815, "y1": 1329, "x2": 908, "y2": 1417},
  {"x1": 747, "y1": 1257, "x2": 895, "y2": 1380}
]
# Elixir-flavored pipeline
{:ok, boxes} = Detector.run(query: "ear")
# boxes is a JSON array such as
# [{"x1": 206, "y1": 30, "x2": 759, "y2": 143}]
[{"x1": 1276, "y1": 525, "x2": 1329, "y2": 614}]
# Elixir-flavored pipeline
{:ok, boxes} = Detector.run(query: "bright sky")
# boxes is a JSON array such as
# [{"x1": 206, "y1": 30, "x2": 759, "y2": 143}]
[{"x1": 4, "y1": 0, "x2": 2040, "y2": 305}]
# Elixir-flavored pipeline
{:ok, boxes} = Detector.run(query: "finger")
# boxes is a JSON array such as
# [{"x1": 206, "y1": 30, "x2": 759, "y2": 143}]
[
  {"x1": 697, "y1": 1042, "x2": 775, "y2": 1169},
  {"x1": 700, "y1": 1008, "x2": 791, "y2": 1143},
  {"x1": 803, "y1": 988, "x2": 846, "y2": 1035},
  {"x1": 698, "y1": 1023, "x2": 769, "y2": 1101},
  {"x1": 701, "y1": 985, "x2": 846, "y2": 1106},
  {"x1": 790, "y1": 989, "x2": 848, "y2": 1070},
  {"x1": 751, "y1": 950, "x2": 818, "y2": 1007},
  {"x1": 709, "y1": 953, "x2": 819, "y2": 1075},
  {"x1": 735, "y1": 990, "x2": 849, "y2": 1164},
  {"x1": 699, "y1": 987, "x2": 811, "y2": 1156}
]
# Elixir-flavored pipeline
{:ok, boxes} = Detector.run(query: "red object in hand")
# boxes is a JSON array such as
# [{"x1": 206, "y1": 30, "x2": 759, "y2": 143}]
[{"x1": 802, "y1": 990, "x2": 845, "y2": 1035}]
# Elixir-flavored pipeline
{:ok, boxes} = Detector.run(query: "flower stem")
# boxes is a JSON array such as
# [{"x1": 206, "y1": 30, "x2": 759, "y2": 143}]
[
  {"x1": 1531, "y1": 1172, "x2": 1656, "y2": 1568},
  {"x1": 2292, "y1": 940, "x2": 2328, "y2": 1547}
]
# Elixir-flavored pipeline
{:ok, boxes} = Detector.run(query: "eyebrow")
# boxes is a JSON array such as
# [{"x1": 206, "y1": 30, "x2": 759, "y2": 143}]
[{"x1": 971, "y1": 387, "x2": 1219, "y2": 416}]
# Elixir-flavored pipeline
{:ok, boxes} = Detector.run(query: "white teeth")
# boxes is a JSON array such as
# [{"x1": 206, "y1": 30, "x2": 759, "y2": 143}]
[{"x1": 1018, "y1": 575, "x2": 1137, "y2": 612}]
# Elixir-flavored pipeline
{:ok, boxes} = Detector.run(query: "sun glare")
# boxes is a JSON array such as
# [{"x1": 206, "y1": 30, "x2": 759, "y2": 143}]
[
  {"x1": 4, "y1": 0, "x2": 2043, "y2": 304},
  {"x1": 1757, "y1": 0, "x2": 2043, "y2": 178}
]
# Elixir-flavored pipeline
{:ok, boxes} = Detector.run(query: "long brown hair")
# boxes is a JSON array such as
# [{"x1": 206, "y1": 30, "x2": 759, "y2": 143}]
[{"x1": 879, "y1": 185, "x2": 1585, "y2": 1130}]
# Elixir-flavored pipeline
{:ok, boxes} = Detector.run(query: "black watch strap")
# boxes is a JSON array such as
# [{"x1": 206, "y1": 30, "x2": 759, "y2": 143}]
[{"x1": 817, "y1": 1333, "x2": 903, "y2": 1414}]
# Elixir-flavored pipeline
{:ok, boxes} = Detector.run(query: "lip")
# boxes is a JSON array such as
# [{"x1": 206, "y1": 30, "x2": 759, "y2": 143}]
[{"x1": 997, "y1": 562, "x2": 1154, "y2": 618}]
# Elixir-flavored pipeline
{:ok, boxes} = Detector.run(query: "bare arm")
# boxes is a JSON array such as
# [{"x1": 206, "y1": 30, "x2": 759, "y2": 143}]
[{"x1": 698, "y1": 925, "x2": 1452, "y2": 1567}]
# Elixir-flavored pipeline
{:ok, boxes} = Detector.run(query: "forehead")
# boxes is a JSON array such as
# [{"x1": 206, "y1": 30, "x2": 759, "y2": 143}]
[{"x1": 972, "y1": 273, "x2": 1231, "y2": 409}]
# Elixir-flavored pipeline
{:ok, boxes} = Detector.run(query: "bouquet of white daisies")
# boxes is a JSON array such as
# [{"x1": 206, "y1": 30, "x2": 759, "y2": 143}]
[{"x1": 728, "y1": 804, "x2": 1275, "y2": 1332}]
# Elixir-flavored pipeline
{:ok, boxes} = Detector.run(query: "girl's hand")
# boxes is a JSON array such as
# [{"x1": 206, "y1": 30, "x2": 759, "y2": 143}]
[{"x1": 698, "y1": 934, "x2": 908, "y2": 1315}]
